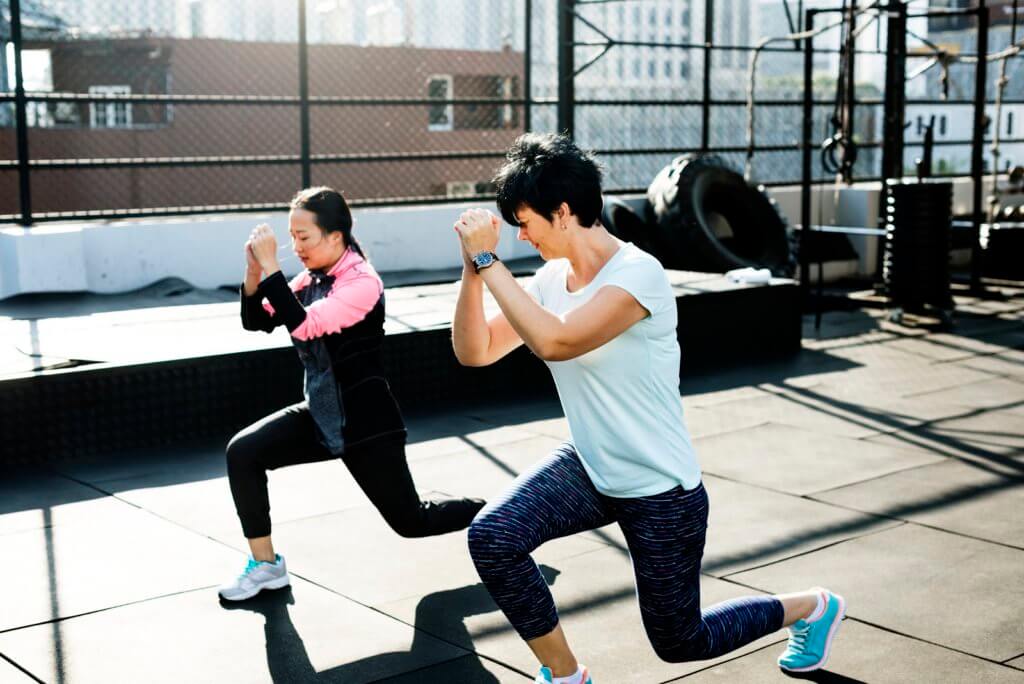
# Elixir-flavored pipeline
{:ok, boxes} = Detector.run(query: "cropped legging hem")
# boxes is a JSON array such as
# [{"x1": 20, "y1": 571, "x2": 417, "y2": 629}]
[{"x1": 467, "y1": 443, "x2": 785, "y2": 661}]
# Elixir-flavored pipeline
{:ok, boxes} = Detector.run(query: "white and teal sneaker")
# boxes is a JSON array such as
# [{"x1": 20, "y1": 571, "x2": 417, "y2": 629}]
[
  {"x1": 778, "y1": 589, "x2": 846, "y2": 672},
  {"x1": 218, "y1": 554, "x2": 290, "y2": 602},
  {"x1": 534, "y1": 665, "x2": 591, "y2": 684}
]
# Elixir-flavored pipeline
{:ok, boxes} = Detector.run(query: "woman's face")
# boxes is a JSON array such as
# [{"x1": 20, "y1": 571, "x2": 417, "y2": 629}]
[
  {"x1": 289, "y1": 208, "x2": 344, "y2": 270},
  {"x1": 514, "y1": 204, "x2": 566, "y2": 261}
]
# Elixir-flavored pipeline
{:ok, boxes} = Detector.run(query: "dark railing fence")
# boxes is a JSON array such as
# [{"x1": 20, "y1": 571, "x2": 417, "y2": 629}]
[{"x1": 0, "y1": 0, "x2": 1017, "y2": 225}]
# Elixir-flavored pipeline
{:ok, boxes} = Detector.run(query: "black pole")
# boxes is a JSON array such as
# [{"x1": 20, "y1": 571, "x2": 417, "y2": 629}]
[
  {"x1": 298, "y1": 0, "x2": 311, "y2": 189},
  {"x1": 11, "y1": 0, "x2": 32, "y2": 226},
  {"x1": 557, "y1": 0, "x2": 575, "y2": 137},
  {"x1": 970, "y1": 3, "x2": 988, "y2": 291},
  {"x1": 701, "y1": 0, "x2": 714, "y2": 152},
  {"x1": 877, "y1": 1, "x2": 906, "y2": 283},
  {"x1": 843, "y1": 1, "x2": 857, "y2": 183},
  {"x1": 800, "y1": 9, "x2": 815, "y2": 296},
  {"x1": 524, "y1": 0, "x2": 532, "y2": 133},
  {"x1": 880, "y1": 2, "x2": 907, "y2": 183}
]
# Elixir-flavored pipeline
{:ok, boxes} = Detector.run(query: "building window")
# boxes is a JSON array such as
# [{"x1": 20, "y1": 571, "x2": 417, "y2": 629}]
[
  {"x1": 649, "y1": 8, "x2": 656, "y2": 26},
  {"x1": 1005, "y1": 113, "x2": 1011, "y2": 136},
  {"x1": 498, "y1": 76, "x2": 516, "y2": 129},
  {"x1": 617, "y1": 58, "x2": 625, "y2": 78},
  {"x1": 89, "y1": 85, "x2": 132, "y2": 129},
  {"x1": 680, "y1": 61, "x2": 689, "y2": 79},
  {"x1": 633, "y1": 59, "x2": 641, "y2": 78},
  {"x1": 648, "y1": 60, "x2": 655, "y2": 77},
  {"x1": 427, "y1": 75, "x2": 453, "y2": 131},
  {"x1": 664, "y1": 60, "x2": 671, "y2": 77},
  {"x1": 682, "y1": 9, "x2": 689, "y2": 27}
]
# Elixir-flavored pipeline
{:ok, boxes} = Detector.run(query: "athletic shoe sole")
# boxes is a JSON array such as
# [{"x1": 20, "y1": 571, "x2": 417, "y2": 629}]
[
  {"x1": 779, "y1": 593, "x2": 847, "y2": 673},
  {"x1": 218, "y1": 574, "x2": 291, "y2": 602}
]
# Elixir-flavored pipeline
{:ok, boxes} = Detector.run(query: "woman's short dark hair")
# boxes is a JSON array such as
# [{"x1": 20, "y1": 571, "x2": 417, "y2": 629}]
[
  {"x1": 290, "y1": 186, "x2": 365, "y2": 258},
  {"x1": 494, "y1": 133, "x2": 604, "y2": 228}
]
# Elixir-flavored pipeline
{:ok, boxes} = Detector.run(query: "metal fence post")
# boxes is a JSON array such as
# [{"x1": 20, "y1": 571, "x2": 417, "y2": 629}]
[
  {"x1": 800, "y1": 9, "x2": 815, "y2": 294},
  {"x1": 524, "y1": 0, "x2": 532, "y2": 133},
  {"x1": 701, "y1": 0, "x2": 714, "y2": 152},
  {"x1": 298, "y1": 0, "x2": 312, "y2": 189},
  {"x1": 11, "y1": 0, "x2": 32, "y2": 226},
  {"x1": 969, "y1": 2, "x2": 989, "y2": 292},
  {"x1": 557, "y1": 0, "x2": 574, "y2": 137}
]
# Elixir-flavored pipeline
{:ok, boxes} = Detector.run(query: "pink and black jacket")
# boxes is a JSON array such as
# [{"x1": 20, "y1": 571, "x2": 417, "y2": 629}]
[{"x1": 241, "y1": 249, "x2": 405, "y2": 453}]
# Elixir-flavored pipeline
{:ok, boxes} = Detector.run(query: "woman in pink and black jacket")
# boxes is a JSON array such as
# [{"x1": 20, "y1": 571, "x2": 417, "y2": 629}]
[{"x1": 218, "y1": 186, "x2": 485, "y2": 602}]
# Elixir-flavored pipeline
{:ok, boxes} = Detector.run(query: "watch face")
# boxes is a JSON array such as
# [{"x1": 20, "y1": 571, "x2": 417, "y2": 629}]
[{"x1": 475, "y1": 252, "x2": 495, "y2": 268}]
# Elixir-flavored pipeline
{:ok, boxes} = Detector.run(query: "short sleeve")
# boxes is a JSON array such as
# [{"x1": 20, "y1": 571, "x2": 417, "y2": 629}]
[
  {"x1": 524, "y1": 262, "x2": 553, "y2": 306},
  {"x1": 603, "y1": 251, "x2": 673, "y2": 318}
]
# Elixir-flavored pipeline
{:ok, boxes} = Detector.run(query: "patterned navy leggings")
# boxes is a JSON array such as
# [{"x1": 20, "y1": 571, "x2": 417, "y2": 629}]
[{"x1": 468, "y1": 444, "x2": 784, "y2": 663}]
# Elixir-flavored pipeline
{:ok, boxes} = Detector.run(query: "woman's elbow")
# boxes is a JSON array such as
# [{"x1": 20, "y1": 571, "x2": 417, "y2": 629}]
[{"x1": 534, "y1": 339, "x2": 577, "y2": 362}]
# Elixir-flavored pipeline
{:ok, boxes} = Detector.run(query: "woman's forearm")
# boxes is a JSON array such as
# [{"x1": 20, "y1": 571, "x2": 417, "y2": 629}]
[
  {"x1": 480, "y1": 264, "x2": 563, "y2": 358},
  {"x1": 452, "y1": 267, "x2": 492, "y2": 364},
  {"x1": 243, "y1": 269, "x2": 261, "y2": 297}
]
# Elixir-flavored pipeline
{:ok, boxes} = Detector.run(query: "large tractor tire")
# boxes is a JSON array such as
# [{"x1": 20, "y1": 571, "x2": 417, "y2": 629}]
[{"x1": 646, "y1": 155, "x2": 794, "y2": 275}]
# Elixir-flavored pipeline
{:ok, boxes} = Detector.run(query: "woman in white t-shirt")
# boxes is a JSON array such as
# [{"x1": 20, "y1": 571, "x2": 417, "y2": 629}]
[{"x1": 452, "y1": 133, "x2": 845, "y2": 684}]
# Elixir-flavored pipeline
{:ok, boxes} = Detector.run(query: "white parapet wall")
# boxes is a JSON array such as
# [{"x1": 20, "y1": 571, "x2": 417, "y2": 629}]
[
  {"x1": 0, "y1": 177, "x2": 984, "y2": 300},
  {"x1": 0, "y1": 200, "x2": 538, "y2": 299}
]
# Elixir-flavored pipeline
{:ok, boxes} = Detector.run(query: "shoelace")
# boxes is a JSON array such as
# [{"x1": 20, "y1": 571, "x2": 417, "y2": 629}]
[
  {"x1": 788, "y1": 624, "x2": 810, "y2": 652},
  {"x1": 238, "y1": 558, "x2": 264, "y2": 580}
]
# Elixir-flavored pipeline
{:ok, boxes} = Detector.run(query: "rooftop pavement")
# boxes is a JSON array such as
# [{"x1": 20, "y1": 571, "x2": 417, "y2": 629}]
[{"x1": 1, "y1": 286, "x2": 1022, "y2": 683}]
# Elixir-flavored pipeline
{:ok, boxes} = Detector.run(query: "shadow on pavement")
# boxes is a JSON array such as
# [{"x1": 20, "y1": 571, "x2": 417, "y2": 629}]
[{"x1": 220, "y1": 566, "x2": 561, "y2": 683}]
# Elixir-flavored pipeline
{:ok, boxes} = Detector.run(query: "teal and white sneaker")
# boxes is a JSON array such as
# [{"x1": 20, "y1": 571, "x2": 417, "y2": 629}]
[
  {"x1": 534, "y1": 665, "x2": 591, "y2": 684},
  {"x1": 778, "y1": 589, "x2": 846, "y2": 672},
  {"x1": 218, "y1": 554, "x2": 290, "y2": 601}
]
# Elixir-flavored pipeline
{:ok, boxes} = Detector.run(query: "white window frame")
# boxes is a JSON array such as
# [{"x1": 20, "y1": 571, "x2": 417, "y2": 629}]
[
  {"x1": 89, "y1": 85, "x2": 132, "y2": 129},
  {"x1": 427, "y1": 75, "x2": 453, "y2": 132}
]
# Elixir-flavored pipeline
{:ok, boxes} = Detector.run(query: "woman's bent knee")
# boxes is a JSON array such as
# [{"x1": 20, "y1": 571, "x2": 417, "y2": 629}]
[
  {"x1": 649, "y1": 632, "x2": 708, "y2": 664},
  {"x1": 467, "y1": 510, "x2": 522, "y2": 565}
]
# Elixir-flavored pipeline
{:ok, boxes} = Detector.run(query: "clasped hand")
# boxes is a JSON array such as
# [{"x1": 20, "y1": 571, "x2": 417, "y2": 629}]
[
  {"x1": 454, "y1": 209, "x2": 501, "y2": 265},
  {"x1": 245, "y1": 224, "x2": 280, "y2": 275}
]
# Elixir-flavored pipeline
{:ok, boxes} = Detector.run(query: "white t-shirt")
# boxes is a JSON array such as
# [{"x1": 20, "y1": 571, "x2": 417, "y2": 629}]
[{"x1": 525, "y1": 241, "x2": 701, "y2": 497}]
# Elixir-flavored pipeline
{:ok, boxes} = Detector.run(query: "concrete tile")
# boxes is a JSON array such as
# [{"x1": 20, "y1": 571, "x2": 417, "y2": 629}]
[
  {"x1": 866, "y1": 410, "x2": 1024, "y2": 461},
  {"x1": 694, "y1": 423, "x2": 942, "y2": 496},
  {"x1": 272, "y1": 504, "x2": 606, "y2": 607},
  {"x1": 405, "y1": 421, "x2": 541, "y2": 461},
  {"x1": 0, "y1": 658, "x2": 35, "y2": 682},
  {"x1": 885, "y1": 333, "x2": 1016, "y2": 363},
  {"x1": 958, "y1": 352, "x2": 1024, "y2": 378},
  {"x1": 581, "y1": 476, "x2": 898, "y2": 578},
  {"x1": 52, "y1": 441, "x2": 227, "y2": 486},
  {"x1": 104, "y1": 457, "x2": 372, "y2": 542},
  {"x1": 818, "y1": 357, "x2": 996, "y2": 401},
  {"x1": 908, "y1": 377, "x2": 1024, "y2": 411},
  {"x1": 730, "y1": 524, "x2": 1024, "y2": 662},
  {"x1": 683, "y1": 405, "x2": 768, "y2": 439},
  {"x1": 681, "y1": 619, "x2": 1024, "y2": 684},
  {"x1": 812, "y1": 460, "x2": 1024, "y2": 548},
  {"x1": 686, "y1": 392, "x2": 893, "y2": 441},
  {"x1": 375, "y1": 655, "x2": 530, "y2": 682},
  {"x1": 0, "y1": 579, "x2": 467, "y2": 684},
  {"x1": 783, "y1": 380, "x2": 980, "y2": 427},
  {"x1": 378, "y1": 547, "x2": 786, "y2": 684},
  {"x1": 412, "y1": 436, "x2": 568, "y2": 501},
  {"x1": 0, "y1": 470, "x2": 135, "y2": 537},
  {"x1": 0, "y1": 506, "x2": 241, "y2": 632}
]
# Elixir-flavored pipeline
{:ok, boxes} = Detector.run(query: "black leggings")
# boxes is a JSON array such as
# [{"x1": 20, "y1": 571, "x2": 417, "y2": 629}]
[{"x1": 226, "y1": 402, "x2": 484, "y2": 539}]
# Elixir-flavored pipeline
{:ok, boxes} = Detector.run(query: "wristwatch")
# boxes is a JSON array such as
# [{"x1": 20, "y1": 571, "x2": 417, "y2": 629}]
[{"x1": 471, "y1": 251, "x2": 500, "y2": 273}]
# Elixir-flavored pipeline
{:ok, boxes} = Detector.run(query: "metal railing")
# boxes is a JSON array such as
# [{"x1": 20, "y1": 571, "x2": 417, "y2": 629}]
[{"x1": 0, "y1": 0, "x2": 1014, "y2": 225}]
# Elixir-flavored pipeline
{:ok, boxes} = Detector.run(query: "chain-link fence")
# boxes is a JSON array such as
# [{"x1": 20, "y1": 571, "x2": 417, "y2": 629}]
[{"x1": 0, "y1": 0, "x2": 1018, "y2": 224}]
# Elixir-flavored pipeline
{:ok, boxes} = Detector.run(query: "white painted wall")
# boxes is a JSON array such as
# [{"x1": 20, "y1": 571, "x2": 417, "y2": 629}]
[
  {"x1": 0, "y1": 200, "x2": 537, "y2": 299},
  {"x1": 0, "y1": 180, "x2": 984, "y2": 299}
]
